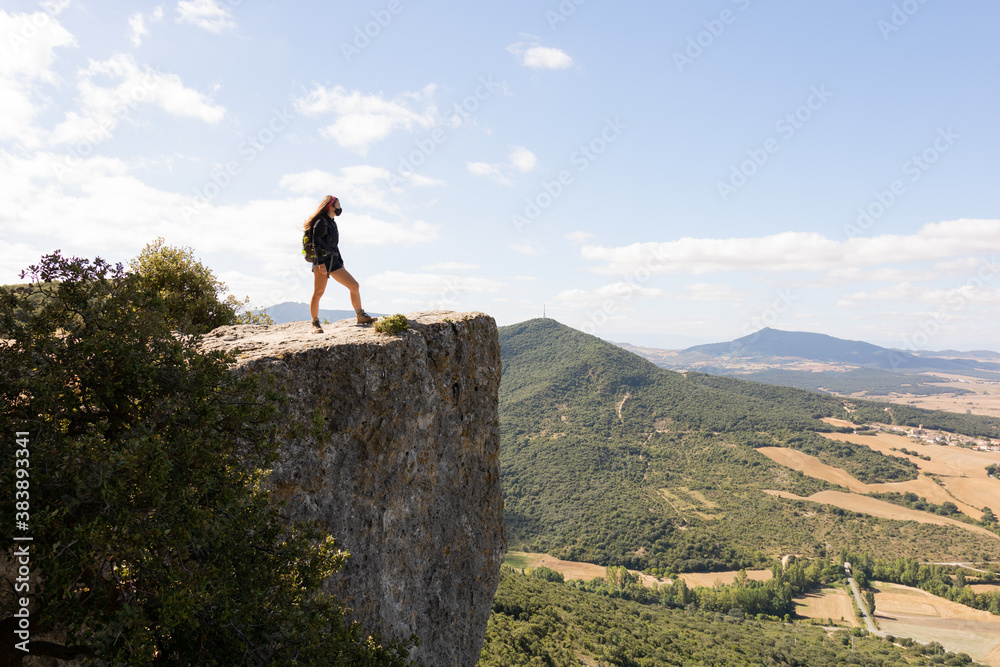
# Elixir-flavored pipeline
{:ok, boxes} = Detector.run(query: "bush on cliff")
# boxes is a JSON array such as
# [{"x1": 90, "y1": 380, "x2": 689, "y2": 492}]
[
  {"x1": 129, "y1": 237, "x2": 272, "y2": 334},
  {"x1": 0, "y1": 251, "x2": 414, "y2": 665}
]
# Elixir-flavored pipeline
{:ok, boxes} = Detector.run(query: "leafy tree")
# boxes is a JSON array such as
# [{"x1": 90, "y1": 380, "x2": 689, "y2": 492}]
[
  {"x1": 983, "y1": 507, "x2": 997, "y2": 526},
  {"x1": 0, "y1": 252, "x2": 412, "y2": 665},
  {"x1": 129, "y1": 237, "x2": 272, "y2": 334},
  {"x1": 864, "y1": 589, "x2": 876, "y2": 616}
]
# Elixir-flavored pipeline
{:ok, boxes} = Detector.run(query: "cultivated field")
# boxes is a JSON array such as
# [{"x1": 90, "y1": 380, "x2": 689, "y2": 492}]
[
  {"x1": 793, "y1": 587, "x2": 859, "y2": 627},
  {"x1": 869, "y1": 372, "x2": 1000, "y2": 419},
  {"x1": 677, "y1": 570, "x2": 773, "y2": 588},
  {"x1": 759, "y1": 425, "x2": 1000, "y2": 526},
  {"x1": 873, "y1": 581, "x2": 1000, "y2": 666},
  {"x1": 972, "y1": 584, "x2": 1000, "y2": 594},
  {"x1": 763, "y1": 489, "x2": 999, "y2": 540},
  {"x1": 817, "y1": 428, "x2": 1000, "y2": 521},
  {"x1": 502, "y1": 552, "x2": 774, "y2": 589},
  {"x1": 503, "y1": 552, "x2": 667, "y2": 587}
]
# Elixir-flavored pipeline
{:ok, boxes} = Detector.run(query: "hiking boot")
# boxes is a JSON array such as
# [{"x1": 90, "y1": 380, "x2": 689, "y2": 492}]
[
  {"x1": 311, "y1": 319, "x2": 324, "y2": 334},
  {"x1": 356, "y1": 309, "x2": 376, "y2": 325}
]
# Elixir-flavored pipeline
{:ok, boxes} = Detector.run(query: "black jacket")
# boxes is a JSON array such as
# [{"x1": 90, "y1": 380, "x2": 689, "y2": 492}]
[{"x1": 312, "y1": 213, "x2": 339, "y2": 258}]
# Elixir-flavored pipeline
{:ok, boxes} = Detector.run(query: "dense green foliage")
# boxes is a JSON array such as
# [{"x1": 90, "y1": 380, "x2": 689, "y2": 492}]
[
  {"x1": 569, "y1": 558, "x2": 845, "y2": 619},
  {"x1": 867, "y1": 492, "x2": 975, "y2": 523},
  {"x1": 129, "y1": 238, "x2": 272, "y2": 334},
  {"x1": 782, "y1": 432, "x2": 920, "y2": 483},
  {"x1": 374, "y1": 313, "x2": 410, "y2": 334},
  {"x1": 0, "y1": 252, "x2": 412, "y2": 665},
  {"x1": 498, "y1": 319, "x2": 1000, "y2": 570},
  {"x1": 478, "y1": 570, "x2": 972, "y2": 667}
]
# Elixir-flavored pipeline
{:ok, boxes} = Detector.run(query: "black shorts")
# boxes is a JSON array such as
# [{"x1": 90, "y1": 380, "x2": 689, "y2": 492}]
[{"x1": 313, "y1": 248, "x2": 344, "y2": 273}]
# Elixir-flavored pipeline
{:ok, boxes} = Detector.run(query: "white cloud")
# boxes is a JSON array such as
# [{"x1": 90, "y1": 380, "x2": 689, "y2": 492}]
[
  {"x1": 524, "y1": 46, "x2": 573, "y2": 69},
  {"x1": 838, "y1": 282, "x2": 1000, "y2": 309},
  {"x1": 176, "y1": 0, "x2": 236, "y2": 33},
  {"x1": 338, "y1": 214, "x2": 439, "y2": 246},
  {"x1": 565, "y1": 230, "x2": 595, "y2": 244},
  {"x1": 294, "y1": 84, "x2": 438, "y2": 155},
  {"x1": 0, "y1": 145, "x2": 438, "y2": 301},
  {"x1": 467, "y1": 161, "x2": 501, "y2": 177},
  {"x1": 0, "y1": 238, "x2": 45, "y2": 282},
  {"x1": 466, "y1": 146, "x2": 536, "y2": 186},
  {"x1": 0, "y1": 10, "x2": 77, "y2": 144},
  {"x1": 405, "y1": 173, "x2": 445, "y2": 187},
  {"x1": 581, "y1": 220, "x2": 1000, "y2": 276},
  {"x1": 39, "y1": 0, "x2": 71, "y2": 15},
  {"x1": 279, "y1": 164, "x2": 442, "y2": 218},
  {"x1": 367, "y1": 271, "x2": 505, "y2": 295},
  {"x1": 557, "y1": 283, "x2": 665, "y2": 304},
  {"x1": 49, "y1": 54, "x2": 226, "y2": 145},
  {"x1": 466, "y1": 161, "x2": 512, "y2": 186},
  {"x1": 509, "y1": 243, "x2": 542, "y2": 256},
  {"x1": 820, "y1": 266, "x2": 937, "y2": 285},
  {"x1": 836, "y1": 283, "x2": 921, "y2": 308},
  {"x1": 129, "y1": 7, "x2": 164, "y2": 47},
  {"x1": 508, "y1": 146, "x2": 537, "y2": 173},
  {"x1": 681, "y1": 283, "x2": 749, "y2": 302},
  {"x1": 507, "y1": 41, "x2": 574, "y2": 69},
  {"x1": 422, "y1": 262, "x2": 480, "y2": 271}
]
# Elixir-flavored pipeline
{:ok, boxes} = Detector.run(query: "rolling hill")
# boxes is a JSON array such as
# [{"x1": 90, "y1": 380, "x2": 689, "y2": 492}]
[{"x1": 497, "y1": 319, "x2": 1000, "y2": 572}]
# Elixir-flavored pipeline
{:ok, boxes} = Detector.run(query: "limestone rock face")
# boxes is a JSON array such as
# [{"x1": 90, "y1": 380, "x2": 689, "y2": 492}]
[{"x1": 200, "y1": 311, "x2": 505, "y2": 666}]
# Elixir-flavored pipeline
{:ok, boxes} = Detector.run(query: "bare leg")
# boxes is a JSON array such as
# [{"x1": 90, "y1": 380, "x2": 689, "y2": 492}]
[
  {"x1": 310, "y1": 265, "x2": 329, "y2": 320},
  {"x1": 329, "y1": 267, "x2": 363, "y2": 312}
]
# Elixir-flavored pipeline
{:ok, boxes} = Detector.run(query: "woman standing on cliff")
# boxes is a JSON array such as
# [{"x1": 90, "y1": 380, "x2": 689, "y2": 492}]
[{"x1": 305, "y1": 195, "x2": 376, "y2": 333}]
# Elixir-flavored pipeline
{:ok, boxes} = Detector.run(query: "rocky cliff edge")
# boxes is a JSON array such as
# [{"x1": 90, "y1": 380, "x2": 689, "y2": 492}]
[{"x1": 199, "y1": 311, "x2": 505, "y2": 666}]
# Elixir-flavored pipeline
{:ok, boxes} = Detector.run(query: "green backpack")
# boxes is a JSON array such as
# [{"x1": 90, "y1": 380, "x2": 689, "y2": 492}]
[{"x1": 302, "y1": 217, "x2": 319, "y2": 263}]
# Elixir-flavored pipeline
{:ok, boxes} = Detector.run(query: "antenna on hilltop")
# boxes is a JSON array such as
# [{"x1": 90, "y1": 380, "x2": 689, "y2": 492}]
[{"x1": 543, "y1": 304, "x2": 546, "y2": 319}]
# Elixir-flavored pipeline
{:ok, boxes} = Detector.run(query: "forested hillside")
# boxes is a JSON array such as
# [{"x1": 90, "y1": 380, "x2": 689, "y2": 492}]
[
  {"x1": 478, "y1": 570, "x2": 975, "y2": 667},
  {"x1": 498, "y1": 319, "x2": 1000, "y2": 571}
]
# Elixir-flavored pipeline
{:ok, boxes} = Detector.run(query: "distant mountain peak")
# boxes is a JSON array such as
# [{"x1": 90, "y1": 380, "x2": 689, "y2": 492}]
[{"x1": 679, "y1": 328, "x2": 994, "y2": 372}]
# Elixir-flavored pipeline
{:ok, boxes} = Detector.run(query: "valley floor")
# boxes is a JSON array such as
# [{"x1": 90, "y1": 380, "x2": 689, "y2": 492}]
[
  {"x1": 500, "y1": 553, "x2": 1000, "y2": 666},
  {"x1": 872, "y1": 581, "x2": 1000, "y2": 666}
]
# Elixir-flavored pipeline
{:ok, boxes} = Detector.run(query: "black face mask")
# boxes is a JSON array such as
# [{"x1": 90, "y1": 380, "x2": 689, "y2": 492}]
[{"x1": 333, "y1": 207, "x2": 342, "y2": 216}]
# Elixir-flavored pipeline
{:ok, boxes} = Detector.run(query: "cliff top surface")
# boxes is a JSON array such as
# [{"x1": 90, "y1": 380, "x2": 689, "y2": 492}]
[{"x1": 199, "y1": 310, "x2": 489, "y2": 362}]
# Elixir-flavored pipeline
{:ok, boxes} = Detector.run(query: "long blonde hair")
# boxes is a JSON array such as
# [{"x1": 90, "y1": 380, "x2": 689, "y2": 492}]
[{"x1": 303, "y1": 195, "x2": 337, "y2": 230}]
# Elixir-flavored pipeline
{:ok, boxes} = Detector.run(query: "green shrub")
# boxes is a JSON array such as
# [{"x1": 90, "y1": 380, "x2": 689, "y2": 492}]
[{"x1": 375, "y1": 313, "x2": 410, "y2": 335}]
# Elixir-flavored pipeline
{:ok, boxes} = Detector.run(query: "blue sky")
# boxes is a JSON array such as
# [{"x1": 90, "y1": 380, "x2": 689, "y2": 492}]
[{"x1": 2, "y1": 0, "x2": 998, "y2": 350}]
